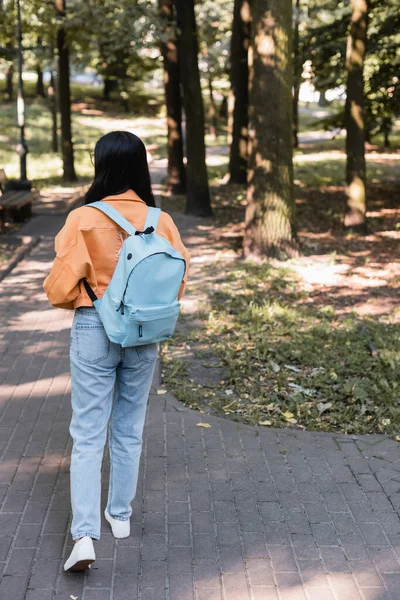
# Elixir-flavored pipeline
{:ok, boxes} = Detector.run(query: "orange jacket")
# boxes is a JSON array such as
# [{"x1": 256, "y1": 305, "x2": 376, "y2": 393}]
[{"x1": 43, "y1": 190, "x2": 190, "y2": 310}]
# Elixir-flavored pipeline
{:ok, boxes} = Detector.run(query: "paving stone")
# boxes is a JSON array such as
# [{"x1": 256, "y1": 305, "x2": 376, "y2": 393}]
[
  {"x1": 222, "y1": 572, "x2": 250, "y2": 600},
  {"x1": 169, "y1": 572, "x2": 194, "y2": 599},
  {"x1": 359, "y1": 522, "x2": 390, "y2": 547},
  {"x1": 192, "y1": 510, "x2": 214, "y2": 533},
  {"x1": 268, "y1": 545, "x2": 298, "y2": 573},
  {"x1": 330, "y1": 573, "x2": 363, "y2": 599},
  {"x1": 3, "y1": 547, "x2": 36, "y2": 574},
  {"x1": 340, "y1": 533, "x2": 370, "y2": 560},
  {"x1": 275, "y1": 572, "x2": 306, "y2": 599},
  {"x1": 194, "y1": 559, "x2": 220, "y2": 586},
  {"x1": 167, "y1": 545, "x2": 193, "y2": 573},
  {"x1": 303, "y1": 502, "x2": 330, "y2": 524},
  {"x1": 351, "y1": 559, "x2": 384, "y2": 587},
  {"x1": 196, "y1": 589, "x2": 222, "y2": 600},
  {"x1": 320, "y1": 546, "x2": 351, "y2": 572}
]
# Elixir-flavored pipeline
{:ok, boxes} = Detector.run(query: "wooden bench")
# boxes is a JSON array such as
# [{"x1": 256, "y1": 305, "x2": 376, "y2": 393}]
[{"x1": 0, "y1": 170, "x2": 39, "y2": 224}]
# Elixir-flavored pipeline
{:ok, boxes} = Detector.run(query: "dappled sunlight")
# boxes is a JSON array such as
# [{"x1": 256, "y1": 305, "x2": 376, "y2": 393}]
[{"x1": 0, "y1": 376, "x2": 71, "y2": 403}]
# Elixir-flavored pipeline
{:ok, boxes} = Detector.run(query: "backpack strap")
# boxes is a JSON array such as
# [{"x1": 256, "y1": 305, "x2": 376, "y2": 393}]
[
  {"x1": 144, "y1": 206, "x2": 161, "y2": 232},
  {"x1": 87, "y1": 201, "x2": 137, "y2": 235}
]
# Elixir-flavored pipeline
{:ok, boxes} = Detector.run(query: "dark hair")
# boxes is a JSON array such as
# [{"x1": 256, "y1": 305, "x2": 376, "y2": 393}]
[{"x1": 84, "y1": 131, "x2": 156, "y2": 207}]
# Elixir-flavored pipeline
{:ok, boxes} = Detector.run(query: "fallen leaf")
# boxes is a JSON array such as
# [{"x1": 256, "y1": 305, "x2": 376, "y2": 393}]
[
  {"x1": 288, "y1": 383, "x2": 314, "y2": 396},
  {"x1": 270, "y1": 361, "x2": 281, "y2": 373},
  {"x1": 225, "y1": 389, "x2": 233, "y2": 396},
  {"x1": 223, "y1": 400, "x2": 236, "y2": 410},
  {"x1": 282, "y1": 410, "x2": 298, "y2": 424},
  {"x1": 317, "y1": 402, "x2": 333, "y2": 416},
  {"x1": 285, "y1": 365, "x2": 302, "y2": 373},
  {"x1": 70, "y1": 596, "x2": 79, "y2": 600},
  {"x1": 259, "y1": 420, "x2": 272, "y2": 426},
  {"x1": 157, "y1": 389, "x2": 167, "y2": 395},
  {"x1": 197, "y1": 423, "x2": 211, "y2": 428}
]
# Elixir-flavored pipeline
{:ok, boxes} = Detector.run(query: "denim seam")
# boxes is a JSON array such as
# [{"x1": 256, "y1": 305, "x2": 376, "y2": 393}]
[
  {"x1": 108, "y1": 422, "x2": 114, "y2": 516},
  {"x1": 72, "y1": 532, "x2": 100, "y2": 540},
  {"x1": 76, "y1": 328, "x2": 110, "y2": 365}
]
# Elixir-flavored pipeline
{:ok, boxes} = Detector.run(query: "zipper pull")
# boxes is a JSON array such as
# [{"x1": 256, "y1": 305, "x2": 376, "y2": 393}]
[{"x1": 116, "y1": 300, "x2": 125, "y2": 315}]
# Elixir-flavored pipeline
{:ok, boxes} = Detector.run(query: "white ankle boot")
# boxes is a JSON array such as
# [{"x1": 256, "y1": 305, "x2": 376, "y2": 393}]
[
  {"x1": 64, "y1": 536, "x2": 96, "y2": 572},
  {"x1": 104, "y1": 507, "x2": 130, "y2": 538}
]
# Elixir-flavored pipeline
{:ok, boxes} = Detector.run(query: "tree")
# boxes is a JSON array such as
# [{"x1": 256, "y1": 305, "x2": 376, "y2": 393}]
[
  {"x1": 196, "y1": 1, "x2": 233, "y2": 138},
  {"x1": 56, "y1": 0, "x2": 77, "y2": 181},
  {"x1": 159, "y1": 0, "x2": 186, "y2": 193},
  {"x1": 175, "y1": 0, "x2": 212, "y2": 216},
  {"x1": 344, "y1": 0, "x2": 367, "y2": 230},
  {"x1": 292, "y1": 0, "x2": 301, "y2": 147},
  {"x1": 244, "y1": 0, "x2": 297, "y2": 258},
  {"x1": 228, "y1": 0, "x2": 251, "y2": 183}
]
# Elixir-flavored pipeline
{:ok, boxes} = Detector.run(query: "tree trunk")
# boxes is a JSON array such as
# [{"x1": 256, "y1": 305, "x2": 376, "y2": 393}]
[
  {"x1": 344, "y1": 0, "x2": 367, "y2": 230},
  {"x1": 5, "y1": 63, "x2": 14, "y2": 102},
  {"x1": 36, "y1": 65, "x2": 45, "y2": 97},
  {"x1": 244, "y1": 0, "x2": 298, "y2": 258},
  {"x1": 318, "y1": 90, "x2": 327, "y2": 106},
  {"x1": 103, "y1": 77, "x2": 120, "y2": 100},
  {"x1": 159, "y1": 0, "x2": 186, "y2": 194},
  {"x1": 208, "y1": 75, "x2": 217, "y2": 139},
  {"x1": 219, "y1": 95, "x2": 228, "y2": 119},
  {"x1": 382, "y1": 117, "x2": 391, "y2": 149},
  {"x1": 228, "y1": 0, "x2": 251, "y2": 184},
  {"x1": 56, "y1": 0, "x2": 77, "y2": 182},
  {"x1": 292, "y1": 0, "x2": 301, "y2": 148},
  {"x1": 49, "y1": 70, "x2": 58, "y2": 152},
  {"x1": 175, "y1": 0, "x2": 211, "y2": 216}
]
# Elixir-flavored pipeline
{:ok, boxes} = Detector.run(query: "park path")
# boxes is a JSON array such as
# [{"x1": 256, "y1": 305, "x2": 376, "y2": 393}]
[{"x1": 0, "y1": 169, "x2": 400, "y2": 600}]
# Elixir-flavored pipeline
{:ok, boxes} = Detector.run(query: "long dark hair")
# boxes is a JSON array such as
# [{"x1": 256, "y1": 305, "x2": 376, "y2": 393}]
[{"x1": 84, "y1": 131, "x2": 156, "y2": 207}]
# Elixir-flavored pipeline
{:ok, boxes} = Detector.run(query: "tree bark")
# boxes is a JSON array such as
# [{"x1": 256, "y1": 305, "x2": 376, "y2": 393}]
[
  {"x1": 159, "y1": 0, "x2": 186, "y2": 194},
  {"x1": 5, "y1": 62, "x2": 14, "y2": 102},
  {"x1": 344, "y1": 0, "x2": 367, "y2": 230},
  {"x1": 49, "y1": 70, "x2": 58, "y2": 152},
  {"x1": 292, "y1": 0, "x2": 301, "y2": 148},
  {"x1": 175, "y1": 0, "x2": 212, "y2": 216},
  {"x1": 381, "y1": 117, "x2": 391, "y2": 150},
  {"x1": 208, "y1": 75, "x2": 217, "y2": 139},
  {"x1": 56, "y1": 0, "x2": 77, "y2": 182},
  {"x1": 228, "y1": 0, "x2": 251, "y2": 184},
  {"x1": 219, "y1": 95, "x2": 228, "y2": 119},
  {"x1": 244, "y1": 0, "x2": 298, "y2": 258},
  {"x1": 103, "y1": 78, "x2": 114, "y2": 101},
  {"x1": 36, "y1": 65, "x2": 45, "y2": 97},
  {"x1": 318, "y1": 90, "x2": 327, "y2": 106}
]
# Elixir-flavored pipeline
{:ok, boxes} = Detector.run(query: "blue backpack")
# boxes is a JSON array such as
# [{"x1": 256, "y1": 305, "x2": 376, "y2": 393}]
[{"x1": 82, "y1": 201, "x2": 186, "y2": 347}]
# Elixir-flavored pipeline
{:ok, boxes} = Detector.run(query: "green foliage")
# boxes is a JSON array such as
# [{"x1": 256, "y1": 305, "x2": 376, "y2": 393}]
[
  {"x1": 299, "y1": 0, "x2": 400, "y2": 141},
  {"x1": 196, "y1": 0, "x2": 233, "y2": 80}
]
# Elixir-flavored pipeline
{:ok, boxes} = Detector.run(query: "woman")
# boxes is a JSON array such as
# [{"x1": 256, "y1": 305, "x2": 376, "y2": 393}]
[{"x1": 43, "y1": 131, "x2": 190, "y2": 572}]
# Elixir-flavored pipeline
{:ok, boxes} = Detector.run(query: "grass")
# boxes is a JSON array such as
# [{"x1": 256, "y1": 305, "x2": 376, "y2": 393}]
[
  {"x1": 162, "y1": 255, "x2": 400, "y2": 435},
  {"x1": 0, "y1": 81, "x2": 165, "y2": 187}
]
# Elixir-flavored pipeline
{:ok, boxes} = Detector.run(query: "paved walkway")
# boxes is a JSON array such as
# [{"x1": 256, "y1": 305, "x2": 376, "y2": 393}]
[{"x1": 0, "y1": 208, "x2": 400, "y2": 600}]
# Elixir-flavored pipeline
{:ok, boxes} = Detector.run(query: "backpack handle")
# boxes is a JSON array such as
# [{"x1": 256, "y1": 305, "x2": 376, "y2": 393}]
[
  {"x1": 87, "y1": 201, "x2": 137, "y2": 235},
  {"x1": 144, "y1": 206, "x2": 161, "y2": 231}
]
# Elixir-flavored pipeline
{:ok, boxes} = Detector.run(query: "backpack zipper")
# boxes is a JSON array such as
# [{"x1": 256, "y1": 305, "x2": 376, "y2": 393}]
[{"x1": 116, "y1": 300, "x2": 125, "y2": 315}]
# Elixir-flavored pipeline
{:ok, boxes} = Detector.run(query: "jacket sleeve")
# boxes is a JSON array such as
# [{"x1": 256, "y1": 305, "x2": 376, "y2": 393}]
[
  {"x1": 43, "y1": 213, "x2": 94, "y2": 309},
  {"x1": 159, "y1": 212, "x2": 191, "y2": 300}
]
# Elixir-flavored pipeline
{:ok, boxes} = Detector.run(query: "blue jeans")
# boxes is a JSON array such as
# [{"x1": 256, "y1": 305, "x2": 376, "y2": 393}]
[{"x1": 69, "y1": 306, "x2": 158, "y2": 541}]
